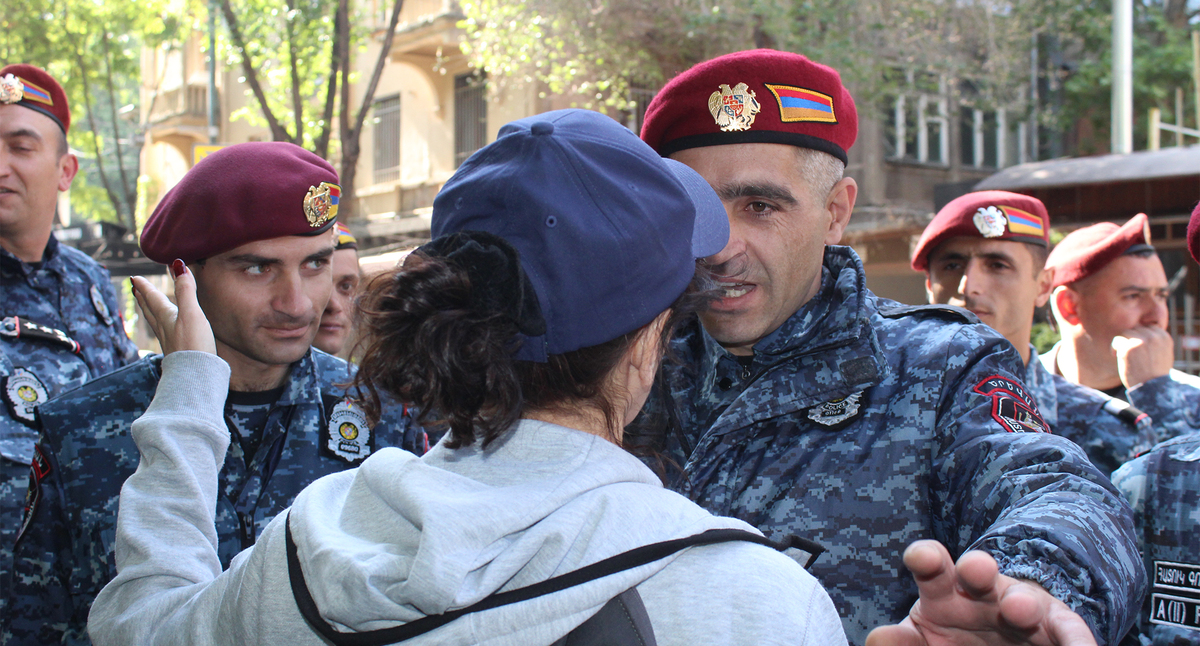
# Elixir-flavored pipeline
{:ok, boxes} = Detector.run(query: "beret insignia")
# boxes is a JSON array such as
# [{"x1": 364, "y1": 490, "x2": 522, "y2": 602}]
[
  {"x1": 303, "y1": 182, "x2": 341, "y2": 227},
  {"x1": 0, "y1": 74, "x2": 24, "y2": 104},
  {"x1": 973, "y1": 206, "x2": 1008, "y2": 238},
  {"x1": 708, "y1": 82, "x2": 760, "y2": 132}
]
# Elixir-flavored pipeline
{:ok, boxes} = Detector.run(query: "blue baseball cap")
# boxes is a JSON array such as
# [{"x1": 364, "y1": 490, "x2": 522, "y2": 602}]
[{"x1": 432, "y1": 108, "x2": 729, "y2": 362}]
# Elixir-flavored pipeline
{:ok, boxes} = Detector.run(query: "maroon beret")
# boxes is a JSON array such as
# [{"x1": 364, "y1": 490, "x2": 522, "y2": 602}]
[
  {"x1": 911, "y1": 191, "x2": 1050, "y2": 271},
  {"x1": 641, "y1": 49, "x2": 857, "y2": 164},
  {"x1": 0, "y1": 64, "x2": 70, "y2": 134},
  {"x1": 1045, "y1": 213, "x2": 1151, "y2": 289},
  {"x1": 1189, "y1": 202, "x2": 1200, "y2": 264},
  {"x1": 141, "y1": 142, "x2": 340, "y2": 264}
]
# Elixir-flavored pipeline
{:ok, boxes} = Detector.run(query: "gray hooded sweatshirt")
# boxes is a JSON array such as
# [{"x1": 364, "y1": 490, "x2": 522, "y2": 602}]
[{"x1": 88, "y1": 352, "x2": 845, "y2": 645}]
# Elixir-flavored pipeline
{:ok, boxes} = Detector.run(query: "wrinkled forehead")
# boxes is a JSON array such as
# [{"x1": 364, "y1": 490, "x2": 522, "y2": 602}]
[{"x1": 929, "y1": 236, "x2": 1036, "y2": 265}]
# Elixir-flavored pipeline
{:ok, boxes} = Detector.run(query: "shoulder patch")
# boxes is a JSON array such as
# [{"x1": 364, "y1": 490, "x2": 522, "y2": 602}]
[
  {"x1": 806, "y1": 391, "x2": 864, "y2": 428},
  {"x1": 973, "y1": 375, "x2": 1049, "y2": 434},
  {"x1": 322, "y1": 399, "x2": 373, "y2": 464},
  {"x1": 877, "y1": 304, "x2": 980, "y2": 324},
  {"x1": 1150, "y1": 560, "x2": 1200, "y2": 632}
]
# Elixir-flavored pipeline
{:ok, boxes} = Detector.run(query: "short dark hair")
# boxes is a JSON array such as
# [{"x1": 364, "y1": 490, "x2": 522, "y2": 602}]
[
  {"x1": 1026, "y1": 242, "x2": 1049, "y2": 273},
  {"x1": 351, "y1": 253, "x2": 715, "y2": 449}
]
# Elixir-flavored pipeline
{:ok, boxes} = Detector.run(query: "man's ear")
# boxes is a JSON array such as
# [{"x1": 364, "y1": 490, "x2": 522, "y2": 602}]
[
  {"x1": 1050, "y1": 286, "x2": 1081, "y2": 326},
  {"x1": 924, "y1": 274, "x2": 935, "y2": 305},
  {"x1": 1034, "y1": 267, "x2": 1055, "y2": 308},
  {"x1": 57, "y1": 153, "x2": 79, "y2": 192},
  {"x1": 824, "y1": 177, "x2": 857, "y2": 246}
]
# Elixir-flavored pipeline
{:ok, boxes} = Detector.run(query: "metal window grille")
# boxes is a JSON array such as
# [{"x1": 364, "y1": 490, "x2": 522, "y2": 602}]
[
  {"x1": 455, "y1": 73, "x2": 487, "y2": 167},
  {"x1": 373, "y1": 95, "x2": 401, "y2": 184}
]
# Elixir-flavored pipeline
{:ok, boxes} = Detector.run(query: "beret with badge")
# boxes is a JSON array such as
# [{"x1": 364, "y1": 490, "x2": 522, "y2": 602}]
[
  {"x1": 0, "y1": 64, "x2": 71, "y2": 134},
  {"x1": 640, "y1": 48, "x2": 857, "y2": 163},
  {"x1": 140, "y1": 141, "x2": 340, "y2": 264},
  {"x1": 911, "y1": 190, "x2": 1051, "y2": 272},
  {"x1": 1188, "y1": 202, "x2": 1200, "y2": 264},
  {"x1": 1045, "y1": 213, "x2": 1153, "y2": 289}
]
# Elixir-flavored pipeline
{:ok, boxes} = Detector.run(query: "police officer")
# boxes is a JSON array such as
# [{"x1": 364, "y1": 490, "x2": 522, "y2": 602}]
[
  {"x1": 313, "y1": 222, "x2": 361, "y2": 356},
  {"x1": 1043, "y1": 214, "x2": 1200, "y2": 440},
  {"x1": 0, "y1": 65, "x2": 138, "y2": 626},
  {"x1": 6, "y1": 142, "x2": 426, "y2": 645},
  {"x1": 635, "y1": 49, "x2": 1143, "y2": 645},
  {"x1": 913, "y1": 190, "x2": 1155, "y2": 474},
  {"x1": 1109, "y1": 204, "x2": 1200, "y2": 644}
]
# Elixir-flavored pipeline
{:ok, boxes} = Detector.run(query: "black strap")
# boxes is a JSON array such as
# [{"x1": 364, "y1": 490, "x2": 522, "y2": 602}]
[{"x1": 285, "y1": 513, "x2": 782, "y2": 646}]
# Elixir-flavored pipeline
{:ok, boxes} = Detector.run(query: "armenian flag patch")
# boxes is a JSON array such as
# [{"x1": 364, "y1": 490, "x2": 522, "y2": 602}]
[
  {"x1": 1000, "y1": 206, "x2": 1044, "y2": 238},
  {"x1": 19, "y1": 79, "x2": 53, "y2": 106},
  {"x1": 765, "y1": 84, "x2": 836, "y2": 123}
]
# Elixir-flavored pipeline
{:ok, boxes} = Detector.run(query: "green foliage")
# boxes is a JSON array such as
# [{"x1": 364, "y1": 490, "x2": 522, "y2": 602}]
[{"x1": 1031, "y1": 321, "x2": 1061, "y2": 356}]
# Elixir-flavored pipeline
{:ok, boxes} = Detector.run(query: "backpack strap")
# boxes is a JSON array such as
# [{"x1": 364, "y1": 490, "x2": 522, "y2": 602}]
[{"x1": 285, "y1": 511, "x2": 780, "y2": 645}]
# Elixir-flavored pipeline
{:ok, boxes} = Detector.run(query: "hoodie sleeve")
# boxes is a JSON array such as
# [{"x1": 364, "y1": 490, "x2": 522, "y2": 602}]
[{"x1": 86, "y1": 351, "x2": 239, "y2": 644}]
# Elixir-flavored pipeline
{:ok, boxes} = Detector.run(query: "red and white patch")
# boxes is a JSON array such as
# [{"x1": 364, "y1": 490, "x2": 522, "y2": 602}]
[{"x1": 973, "y1": 375, "x2": 1048, "y2": 434}]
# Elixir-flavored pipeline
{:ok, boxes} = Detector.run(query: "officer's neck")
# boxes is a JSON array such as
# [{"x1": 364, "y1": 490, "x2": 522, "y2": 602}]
[
  {"x1": 1055, "y1": 335, "x2": 1122, "y2": 391},
  {"x1": 216, "y1": 342, "x2": 292, "y2": 393},
  {"x1": 0, "y1": 225, "x2": 53, "y2": 264}
]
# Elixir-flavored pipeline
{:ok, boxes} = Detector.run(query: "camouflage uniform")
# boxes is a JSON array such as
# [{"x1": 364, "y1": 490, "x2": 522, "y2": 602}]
[
  {"x1": 1025, "y1": 347, "x2": 1157, "y2": 476},
  {"x1": 1041, "y1": 343, "x2": 1200, "y2": 445},
  {"x1": 5, "y1": 349, "x2": 425, "y2": 645},
  {"x1": 0, "y1": 237, "x2": 138, "y2": 630},
  {"x1": 642, "y1": 247, "x2": 1144, "y2": 646},
  {"x1": 1112, "y1": 433, "x2": 1200, "y2": 645}
]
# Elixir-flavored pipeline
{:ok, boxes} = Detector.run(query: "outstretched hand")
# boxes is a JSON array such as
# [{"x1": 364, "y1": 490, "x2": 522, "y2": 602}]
[
  {"x1": 865, "y1": 540, "x2": 1096, "y2": 646},
  {"x1": 131, "y1": 260, "x2": 216, "y2": 356},
  {"x1": 1112, "y1": 326, "x2": 1174, "y2": 390}
]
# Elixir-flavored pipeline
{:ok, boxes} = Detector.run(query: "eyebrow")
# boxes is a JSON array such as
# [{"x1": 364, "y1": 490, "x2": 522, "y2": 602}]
[
  {"x1": 305, "y1": 247, "x2": 335, "y2": 264},
  {"x1": 715, "y1": 182, "x2": 799, "y2": 206},
  {"x1": 931, "y1": 250, "x2": 1016, "y2": 265},
  {"x1": 1119, "y1": 286, "x2": 1169, "y2": 295},
  {"x1": 2, "y1": 127, "x2": 43, "y2": 142}
]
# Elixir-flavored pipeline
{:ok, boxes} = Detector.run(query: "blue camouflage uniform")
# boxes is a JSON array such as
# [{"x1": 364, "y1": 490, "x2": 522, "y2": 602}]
[
  {"x1": 1112, "y1": 432, "x2": 1200, "y2": 645},
  {"x1": 1041, "y1": 343, "x2": 1200, "y2": 445},
  {"x1": 1025, "y1": 346, "x2": 1157, "y2": 476},
  {"x1": 5, "y1": 348, "x2": 426, "y2": 645},
  {"x1": 638, "y1": 246, "x2": 1145, "y2": 646},
  {"x1": 0, "y1": 236, "x2": 138, "y2": 631}
]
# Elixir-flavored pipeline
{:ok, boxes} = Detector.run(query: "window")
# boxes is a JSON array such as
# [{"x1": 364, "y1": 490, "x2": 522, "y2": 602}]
[
  {"x1": 960, "y1": 105, "x2": 1027, "y2": 169},
  {"x1": 623, "y1": 83, "x2": 656, "y2": 134},
  {"x1": 372, "y1": 95, "x2": 400, "y2": 184},
  {"x1": 883, "y1": 70, "x2": 948, "y2": 165},
  {"x1": 454, "y1": 72, "x2": 487, "y2": 167}
]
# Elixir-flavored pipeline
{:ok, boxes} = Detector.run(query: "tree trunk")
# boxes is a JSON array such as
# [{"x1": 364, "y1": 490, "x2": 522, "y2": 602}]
[
  {"x1": 73, "y1": 45, "x2": 134, "y2": 231},
  {"x1": 313, "y1": 0, "x2": 346, "y2": 159},
  {"x1": 338, "y1": 0, "x2": 405, "y2": 221},
  {"x1": 100, "y1": 36, "x2": 137, "y2": 215},
  {"x1": 284, "y1": 0, "x2": 305, "y2": 144}
]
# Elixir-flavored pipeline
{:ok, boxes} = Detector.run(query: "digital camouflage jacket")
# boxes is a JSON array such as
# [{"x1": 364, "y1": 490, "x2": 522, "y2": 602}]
[
  {"x1": 1024, "y1": 348, "x2": 1156, "y2": 476},
  {"x1": 638, "y1": 246, "x2": 1145, "y2": 646},
  {"x1": 5, "y1": 349, "x2": 425, "y2": 645},
  {"x1": 1112, "y1": 432, "x2": 1200, "y2": 645},
  {"x1": 0, "y1": 237, "x2": 138, "y2": 628}
]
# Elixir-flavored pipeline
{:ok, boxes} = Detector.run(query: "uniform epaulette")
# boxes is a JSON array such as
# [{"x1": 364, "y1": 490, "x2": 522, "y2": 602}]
[
  {"x1": 877, "y1": 304, "x2": 980, "y2": 324},
  {"x1": 1101, "y1": 397, "x2": 1150, "y2": 427}
]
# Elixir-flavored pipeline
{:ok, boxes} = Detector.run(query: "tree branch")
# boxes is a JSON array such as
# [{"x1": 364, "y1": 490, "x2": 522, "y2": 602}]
[
  {"x1": 284, "y1": 0, "x2": 304, "y2": 144},
  {"x1": 351, "y1": 0, "x2": 405, "y2": 141},
  {"x1": 216, "y1": 0, "x2": 294, "y2": 142},
  {"x1": 101, "y1": 35, "x2": 136, "y2": 218},
  {"x1": 313, "y1": 0, "x2": 345, "y2": 159}
]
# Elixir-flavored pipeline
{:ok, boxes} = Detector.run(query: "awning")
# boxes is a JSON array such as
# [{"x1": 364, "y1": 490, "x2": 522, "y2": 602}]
[{"x1": 974, "y1": 145, "x2": 1200, "y2": 191}]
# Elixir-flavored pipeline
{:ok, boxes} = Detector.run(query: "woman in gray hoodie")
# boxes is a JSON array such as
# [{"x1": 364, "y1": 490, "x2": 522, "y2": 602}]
[{"x1": 88, "y1": 109, "x2": 846, "y2": 646}]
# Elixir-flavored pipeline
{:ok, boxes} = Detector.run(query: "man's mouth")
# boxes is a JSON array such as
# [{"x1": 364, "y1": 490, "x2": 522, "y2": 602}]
[{"x1": 720, "y1": 283, "x2": 752, "y2": 299}]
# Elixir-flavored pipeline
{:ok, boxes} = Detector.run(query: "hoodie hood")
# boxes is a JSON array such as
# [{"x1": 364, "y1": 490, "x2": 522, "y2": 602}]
[{"x1": 288, "y1": 419, "x2": 753, "y2": 640}]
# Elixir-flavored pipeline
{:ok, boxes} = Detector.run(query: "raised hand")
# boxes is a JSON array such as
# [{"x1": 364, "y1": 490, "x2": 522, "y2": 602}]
[
  {"x1": 1112, "y1": 326, "x2": 1174, "y2": 390},
  {"x1": 131, "y1": 259, "x2": 216, "y2": 356},
  {"x1": 865, "y1": 540, "x2": 1096, "y2": 646}
]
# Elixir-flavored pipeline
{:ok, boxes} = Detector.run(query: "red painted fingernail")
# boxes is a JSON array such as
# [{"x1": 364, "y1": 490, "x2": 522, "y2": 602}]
[{"x1": 171, "y1": 259, "x2": 185, "y2": 278}]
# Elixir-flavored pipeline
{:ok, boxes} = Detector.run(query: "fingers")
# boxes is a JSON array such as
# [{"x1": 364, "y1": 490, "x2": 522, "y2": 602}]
[
  {"x1": 865, "y1": 622, "x2": 926, "y2": 646},
  {"x1": 997, "y1": 582, "x2": 1099, "y2": 646},
  {"x1": 130, "y1": 276, "x2": 168, "y2": 344},
  {"x1": 954, "y1": 550, "x2": 1001, "y2": 600},
  {"x1": 903, "y1": 540, "x2": 957, "y2": 597}
]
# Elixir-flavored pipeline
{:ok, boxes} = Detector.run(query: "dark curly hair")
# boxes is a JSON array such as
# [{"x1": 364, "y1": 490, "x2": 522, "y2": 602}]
[{"x1": 350, "y1": 252, "x2": 714, "y2": 450}]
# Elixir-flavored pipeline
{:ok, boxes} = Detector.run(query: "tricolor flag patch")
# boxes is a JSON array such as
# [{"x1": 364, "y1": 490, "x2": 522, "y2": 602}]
[
  {"x1": 999, "y1": 206, "x2": 1044, "y2": 238},
  {"x1": 765, "y1": 84, "x2": 836, "y2": 123},
  {"x1": 20, "y1": 79, "x2": 53, "y2": 106}
]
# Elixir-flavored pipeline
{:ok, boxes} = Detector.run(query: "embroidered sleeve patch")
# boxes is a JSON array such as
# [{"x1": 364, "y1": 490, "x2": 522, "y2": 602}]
[
  {"x1": 1151, "y1": 561, "x2": 1200, "y2": 632},
  {"x1": 973, "y1": 375, "x2": 1048, "y2": 434}
]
